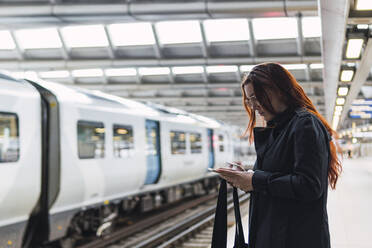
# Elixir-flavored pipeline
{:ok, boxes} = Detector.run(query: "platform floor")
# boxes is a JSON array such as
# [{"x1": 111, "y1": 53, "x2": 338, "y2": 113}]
[{"x1": 226, "y1": 157, "x2": 372, "y2": 248}]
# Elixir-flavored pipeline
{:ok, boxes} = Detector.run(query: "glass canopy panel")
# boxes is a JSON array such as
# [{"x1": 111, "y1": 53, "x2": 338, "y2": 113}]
[
  {"x1": 108, "y1": 22, "x2": 155, "y2": 46},
  {"x1": 252, "y1": 17, "x2": 298, "y2": 40},
  {"x1": 302, "y1": 17, "x2": 321, "y2": 38},
  {"x1": 61, "y1": 25, "x2": 108, "y2": 48},
  {"x1": 0, "y1": 31, "x2": 16, "y2": 50},
  {"x1": 15, "y1": 28, "x2": 62, "y2": 49},
  {"x1": 203, "y1": 18, "x2": 250, "y2": 42},
  {"x1": 155, "y1": 20, "x2": 202, "y2": 44}
]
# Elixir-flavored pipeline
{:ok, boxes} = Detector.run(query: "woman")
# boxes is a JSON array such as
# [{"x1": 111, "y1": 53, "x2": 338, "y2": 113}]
[{"x1": 215, "y1": 62, "x2": 342, "y2": 248}]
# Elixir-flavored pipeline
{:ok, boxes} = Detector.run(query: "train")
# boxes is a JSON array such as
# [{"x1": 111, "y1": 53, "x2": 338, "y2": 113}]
[{"x1": 0, "y1": 73, "x2": 252, "y2": 248}]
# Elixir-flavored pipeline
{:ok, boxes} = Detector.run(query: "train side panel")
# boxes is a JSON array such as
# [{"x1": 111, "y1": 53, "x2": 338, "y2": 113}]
[{"x1": 0, "y1": 79, "x2": 41, "y2": 248}]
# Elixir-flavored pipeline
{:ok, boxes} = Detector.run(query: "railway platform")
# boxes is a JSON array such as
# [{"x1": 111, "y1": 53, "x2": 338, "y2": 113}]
[{"x1": 226, "y1": 157, "x2": 372, "y2": 248}]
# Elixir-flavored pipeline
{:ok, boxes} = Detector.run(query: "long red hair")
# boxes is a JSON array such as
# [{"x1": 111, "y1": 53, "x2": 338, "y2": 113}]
[{"x1": 241, "y1": 62, "x2": 342, "y2": 189}]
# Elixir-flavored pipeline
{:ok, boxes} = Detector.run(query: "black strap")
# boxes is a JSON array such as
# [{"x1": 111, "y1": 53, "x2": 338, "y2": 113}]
[
  {"x1": 211, "y1": 179, "x2": 248, "y2": 248},
  {"x1": 211, "y1": 179, "x2": 227, "y2": 248},
  {"x1": 233, "y1": 188, "x2": 249, "y2": 248}
]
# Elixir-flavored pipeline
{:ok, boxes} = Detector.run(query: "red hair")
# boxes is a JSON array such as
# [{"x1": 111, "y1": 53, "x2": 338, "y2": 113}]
[{"x1": 241, "y1": 62, "x2": 342, "y2": 189}]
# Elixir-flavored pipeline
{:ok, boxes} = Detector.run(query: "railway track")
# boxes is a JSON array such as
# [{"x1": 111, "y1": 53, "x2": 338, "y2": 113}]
[{"x1": 77, "y1": 188, "x2": 250, "y2": 248}]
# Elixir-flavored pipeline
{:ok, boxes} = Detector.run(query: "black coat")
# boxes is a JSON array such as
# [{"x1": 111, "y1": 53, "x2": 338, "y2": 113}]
[{"x1": 248, "y1": 106, "x2": 331, "y2": 248}]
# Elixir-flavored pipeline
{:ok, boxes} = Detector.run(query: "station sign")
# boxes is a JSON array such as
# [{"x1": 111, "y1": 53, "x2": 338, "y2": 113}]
[{"x1": 348, "y1": 99, "x2": 372, "y2": 119}]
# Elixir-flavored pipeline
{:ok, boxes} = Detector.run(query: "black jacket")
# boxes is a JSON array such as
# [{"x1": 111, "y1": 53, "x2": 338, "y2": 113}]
[{"x1": 248, "y1": 106, "x2": 331, "y2": 248}]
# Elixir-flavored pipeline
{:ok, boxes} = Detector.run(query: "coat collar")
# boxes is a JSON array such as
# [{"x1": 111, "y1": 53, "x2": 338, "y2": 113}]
[
  {"x1": 253, "y1": 106, "x2": 300, "y2": 158},
  {"x1": 266, "y1": 105, "x2": 297, "y2": 130}
]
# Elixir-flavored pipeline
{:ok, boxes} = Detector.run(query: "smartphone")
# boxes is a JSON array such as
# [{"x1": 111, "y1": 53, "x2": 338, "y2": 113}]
[
  {"x1": 225, "y1": 162, "x2": 245, "y2": 171},
  {"x1": 208, "y1": 168, "x2": 218, "y2": 172}
]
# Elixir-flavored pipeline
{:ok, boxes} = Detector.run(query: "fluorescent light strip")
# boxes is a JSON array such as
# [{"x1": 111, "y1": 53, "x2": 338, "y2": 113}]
[
  {"x1": 72, "y1": 69, "x2": 103, "y2": 77},
  {"x1": 206, "y1": 65, "x2": 238, "y2": 73},
  {"x1": 172, "y1": 66, "x2": 204, "y2": 75},
  {"x1": 336, "y1": 97, "x2": 345, "y2": 105},
  {"x1": 309, "y1": 63, "x2": 324, "y2": 69},
  {"x1": 39, "y1": 70, "x2": 70, "y2": 78},
  {"x1": 340, "y1": 70, "x2": 354, "y2": 82},
  {"x1": 139, "y1": 67, "x2": 170, "y2": 76},
  {"x1": 345, "y1": 39, "x2": 364, "y2": 59},
  {"x1": 240, "y1": 65, "x2": 255, "y2": 72},
  {"x1": 338, "y1": 87, "x2": 349, "y2": 96},
  {"x1": 283, "y1": 64, "x2": 307, "y2": 70},
  {"x1": 105, "y1": 68, "x2": 137, "y2": 77}
]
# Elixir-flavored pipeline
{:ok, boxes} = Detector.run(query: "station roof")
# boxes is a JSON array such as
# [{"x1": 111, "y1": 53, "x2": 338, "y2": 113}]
[{"x1": 0, "y1": 0, "x2": 371, "y2": 129}]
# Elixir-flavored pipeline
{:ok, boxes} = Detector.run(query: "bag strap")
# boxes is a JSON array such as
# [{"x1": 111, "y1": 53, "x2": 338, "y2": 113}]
[
  {"x1": 211, "y1": 178, "x2": 227, "y2": 248},
  {"x1": 233, "y1": 188, "x2": 248, "y2": 248},
  {"x1": 211, "y1": 179, "x2": 248, "y2": 248}
]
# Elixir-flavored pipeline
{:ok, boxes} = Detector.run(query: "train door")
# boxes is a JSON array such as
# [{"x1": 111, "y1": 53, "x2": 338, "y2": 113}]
[
  {"x1": 207, "y1": 129, "x2": 215, "y2": 169},
  {"x1": 144, "y1": 120, "x2": 162, "y2": 184}
]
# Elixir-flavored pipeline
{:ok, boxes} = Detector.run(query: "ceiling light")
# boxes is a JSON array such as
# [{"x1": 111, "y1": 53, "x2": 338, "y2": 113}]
[
  {"x1": 338, "y1": 87, "x2": 349, "y2": 96},
  {"x1": 357, "y1": 24, "x2": 369, "y2": 29},
  {"x1": 332, "y1": 115, "x2": 340, "y2": 130},
  {"x1": 345, "y1": 38, "x2": 364, "y2": 59},
  {"x1": 355, "y1": 0, "x2": 372, "y2": 10},
  {"x1": 335, "y1": 105, "x2": 343, "y2": 112},
  {"x1": 172, "y1": 66, "x2": 204, "y2": 75},
  {"x1": 206, "y1": 65, "x2": 238, "y2": 73},
  {"x1": 39, "y1": 70, "x2": 70, "y2": 78},
  {"x1": 336, "y1": 97, "x2": 345, "y2": 105},
  {"x1": 240, "y1": 65, "x2": 255, "y2": 72},
  {"x1": 340, "y1": 70, "x2": 354, "y2": 82},
  {"x1": 139, "y1": 67, "x2": 170, "y2": 76},
  {"x1": 283, "y1": 64, "x2": 307, "y2": 70},
  {"x1": 309, "y1": 63, "x2": 324, "y2": 69},
  {"x1": 72, "y1": 68, "x2": 103, "y2": 77},
  {"x1": 105, "y1": 68, "x2": 137, "y2": 77}
]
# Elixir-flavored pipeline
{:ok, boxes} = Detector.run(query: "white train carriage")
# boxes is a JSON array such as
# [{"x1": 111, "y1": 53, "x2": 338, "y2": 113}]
[
  {"x1": 0, "y1": 75, "x2": 42, "y2": 248},
  {"x1": 0, "y1": 74, "x2": 240, "y2": 247}
]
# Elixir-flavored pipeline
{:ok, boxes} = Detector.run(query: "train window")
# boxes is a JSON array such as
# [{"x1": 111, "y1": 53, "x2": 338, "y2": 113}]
[
  {"x1": 170, "y1": 131, "x2": 186, "y2": 154},
  {"x1": 218, "y1": 134, "x2": 224, "y2": 152},
  {"x1": 190, "y1": 132, "x2": 202, "y2": 154},
  {"x1": 113, "y1": 124, "x2": 134, "y2": 158},
  {"x1": 0, "y1": 113, "x2": 19, "y2": 162},
  {"x1": 77, "y1": 121, "x2": 105, "y2": 159}
]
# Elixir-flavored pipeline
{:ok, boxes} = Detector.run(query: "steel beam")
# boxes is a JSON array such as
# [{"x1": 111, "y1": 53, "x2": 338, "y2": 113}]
[
  {"x1": 0, "y1": 1, "x2": 318, "y2": 27},
  {"x1": 339, "y1": 39, "x2": 372, "y2": 127},
  {"x1": 0, "y1": 56, "x2": 322, "y2": 70}
]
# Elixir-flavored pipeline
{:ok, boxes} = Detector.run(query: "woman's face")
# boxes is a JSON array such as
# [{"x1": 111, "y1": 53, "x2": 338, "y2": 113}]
[{"x1": 243, "y1": 83, "x2": 287, "y2": 121}]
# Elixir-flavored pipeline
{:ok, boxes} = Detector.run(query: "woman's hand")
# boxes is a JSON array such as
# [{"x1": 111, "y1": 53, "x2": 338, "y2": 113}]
[{"x1": 215, "y1": 167, "x2": 254, "y2": 192}]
